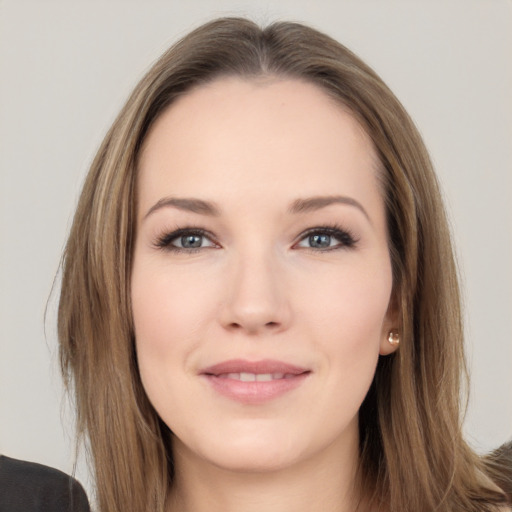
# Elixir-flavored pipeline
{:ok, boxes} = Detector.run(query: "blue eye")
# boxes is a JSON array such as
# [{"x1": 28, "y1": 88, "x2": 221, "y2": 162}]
[
  {"x1": 296, "y1": 226, "x2": 357, "y2": 250},
  {"x1": 176, "y1": 234, "x2": 207, "y2": 249},
  {"x1": 155, "y1": 228, "x2": 216, "y2": 252},
  {"x1": 308, "y1": 233, "x2": 334, "y2": 249}
]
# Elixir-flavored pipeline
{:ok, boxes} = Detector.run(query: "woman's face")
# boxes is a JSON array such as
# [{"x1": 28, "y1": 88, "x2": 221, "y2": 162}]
[{"x1": 132, "y1": 77, "x2": 397, "y2": 473}]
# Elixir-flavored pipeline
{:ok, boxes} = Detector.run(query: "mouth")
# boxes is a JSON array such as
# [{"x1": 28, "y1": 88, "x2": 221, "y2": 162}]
[
  {"x1": 200, "y1": 359, "x2": 311, "y2": 404},
  {"x1": 215, "y1": 372, "x2": 299, "y2": 381}
]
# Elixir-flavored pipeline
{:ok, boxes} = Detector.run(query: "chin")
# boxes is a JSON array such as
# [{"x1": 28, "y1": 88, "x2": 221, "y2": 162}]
[
  {"x1": 172, "y1": 420, "x2": 312, "y2": 474},
  {"x1": 204, "y1": 441, "x2": 303, "y2": 474}
]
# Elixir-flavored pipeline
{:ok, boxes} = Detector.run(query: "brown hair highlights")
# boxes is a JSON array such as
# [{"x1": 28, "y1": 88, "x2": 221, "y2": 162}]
[{"x1": 58, "y1": 17, "x2": 509, "y2": 512}]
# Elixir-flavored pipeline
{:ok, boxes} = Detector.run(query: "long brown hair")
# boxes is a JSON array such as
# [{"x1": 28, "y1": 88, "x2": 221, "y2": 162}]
[{"x1": 58, "y1": 17, "x2": 509, "y2": 512}]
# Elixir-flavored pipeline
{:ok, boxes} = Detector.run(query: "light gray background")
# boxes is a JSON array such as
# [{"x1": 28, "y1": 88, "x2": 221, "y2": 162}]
[{"x1": 1, "y1": 0, "x2": 511, "y2": 496}]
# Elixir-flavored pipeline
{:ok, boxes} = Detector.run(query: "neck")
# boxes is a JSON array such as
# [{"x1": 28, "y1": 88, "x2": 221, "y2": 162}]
[{"x1": 167, "y1": 427, "x2": 365, "y2": 512}]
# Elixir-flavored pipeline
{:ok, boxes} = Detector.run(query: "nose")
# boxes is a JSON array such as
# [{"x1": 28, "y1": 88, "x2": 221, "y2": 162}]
[{"x1": 219, "y1": 250, "x2": 292, "y2": 335}]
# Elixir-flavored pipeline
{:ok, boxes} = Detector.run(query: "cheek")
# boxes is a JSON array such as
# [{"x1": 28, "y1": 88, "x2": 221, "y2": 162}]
[
  {"x1": 302, "y1": 267, "x2": 390, "y2": 413},
  {"x1": 297, "y1": 258, "x2": 392, "y2": 396},
  {"x1": 297, "y1": 258, "x2": 392, "y2": 345},
  {"x1": 132, "y1": 262, "x2": 214, "y2": 348},
  {"x1": 131, "y1": 262, "x2": 218, "y2": 401}
]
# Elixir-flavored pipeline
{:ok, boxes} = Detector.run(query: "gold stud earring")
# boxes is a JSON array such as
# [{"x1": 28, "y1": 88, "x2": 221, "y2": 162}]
[{"x1": 388, "y1": 330, "x2": 400, "y2": 346}]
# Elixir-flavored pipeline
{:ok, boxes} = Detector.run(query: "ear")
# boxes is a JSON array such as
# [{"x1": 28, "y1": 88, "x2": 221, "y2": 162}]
[{"x1": 379, "y1": 291, "x2": 400, "y2": 356}]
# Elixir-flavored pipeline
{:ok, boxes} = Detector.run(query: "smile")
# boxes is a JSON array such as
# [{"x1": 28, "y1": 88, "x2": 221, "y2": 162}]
[
  {"x1": 200, "y1": 359, "x2": 311, "y2": 404},
  {"x1": 217, "y1": 372, "x2": 297, "y2": 381}
]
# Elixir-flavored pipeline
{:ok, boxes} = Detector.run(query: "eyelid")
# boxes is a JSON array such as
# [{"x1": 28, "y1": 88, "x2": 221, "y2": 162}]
[
  {"x1": 152, "y1": 223, "x2": 359, "y2": 253},
  {"x1": 153, "y1": 226, "x2": 220, "y2": 252},
  {"x1": 292, "y1": 224, "x2": 359, "y2": 251}
]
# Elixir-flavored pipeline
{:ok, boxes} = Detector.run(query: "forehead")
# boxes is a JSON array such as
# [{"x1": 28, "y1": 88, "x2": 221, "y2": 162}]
[{"x1": 137, "y1": 77, "x2": 381, "y2": 214}]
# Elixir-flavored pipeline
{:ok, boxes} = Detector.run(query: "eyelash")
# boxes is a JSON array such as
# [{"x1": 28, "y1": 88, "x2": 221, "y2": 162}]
[
  {"x1": 296, "y1": 224, "x2": 359, "y2": 252},
  {"x1": 153, "y1": 223, "x2": 359, "y2": 253},
  {"x1": 153, "y1": 227, "x2": 216, "y2": 254}
]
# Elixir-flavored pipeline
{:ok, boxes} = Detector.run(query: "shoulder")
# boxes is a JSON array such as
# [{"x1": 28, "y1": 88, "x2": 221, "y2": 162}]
[{"x1": 0, "y1": 455, "x2": 90, "y2": 512}]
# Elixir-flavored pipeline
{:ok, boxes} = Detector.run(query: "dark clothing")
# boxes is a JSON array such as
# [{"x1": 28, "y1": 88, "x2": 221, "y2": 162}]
[{"x1": 0, "y1": 455, "x2": 90, "y2": 512}]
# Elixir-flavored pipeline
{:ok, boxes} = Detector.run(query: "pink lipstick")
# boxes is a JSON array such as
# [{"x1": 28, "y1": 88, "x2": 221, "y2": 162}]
[{"x1": 200, "y1": 359, "x2": 310, "y2": 404}]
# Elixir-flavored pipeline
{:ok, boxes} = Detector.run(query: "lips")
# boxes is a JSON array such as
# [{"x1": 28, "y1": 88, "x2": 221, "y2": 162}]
[
  {"x1": 200, "y1": 359, "x2": 311, "y2": 404},
  {"x1": 216, "y1": 372, "x2": 295, "y2": 381}
]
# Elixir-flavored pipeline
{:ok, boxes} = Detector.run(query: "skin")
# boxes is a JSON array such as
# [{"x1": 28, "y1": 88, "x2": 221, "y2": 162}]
[{"x1": 131, "y1": 77, "x2": 398, "y2": 512}]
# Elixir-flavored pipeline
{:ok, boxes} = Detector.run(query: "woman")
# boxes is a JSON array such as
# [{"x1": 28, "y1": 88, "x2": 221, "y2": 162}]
[{"x1": 57, "y1": 17, "x2": 510, "y2": 512}]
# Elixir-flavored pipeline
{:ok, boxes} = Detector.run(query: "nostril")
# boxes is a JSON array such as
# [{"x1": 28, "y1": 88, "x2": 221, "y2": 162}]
[{"x1": 227, "y1": 320, "x2": 280, "y2": 332}]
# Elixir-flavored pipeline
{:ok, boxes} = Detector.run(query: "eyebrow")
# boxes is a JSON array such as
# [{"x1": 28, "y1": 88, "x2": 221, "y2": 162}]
[
  {"x1": 143, "y1": 197, "x2": 221, "y2": 220},
  {"x1": 143, "y1": 194, "x2": 370, "y2": 222},
  {"x1": 288, "y1": 195, "x2": 370, "y2": 221}
]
